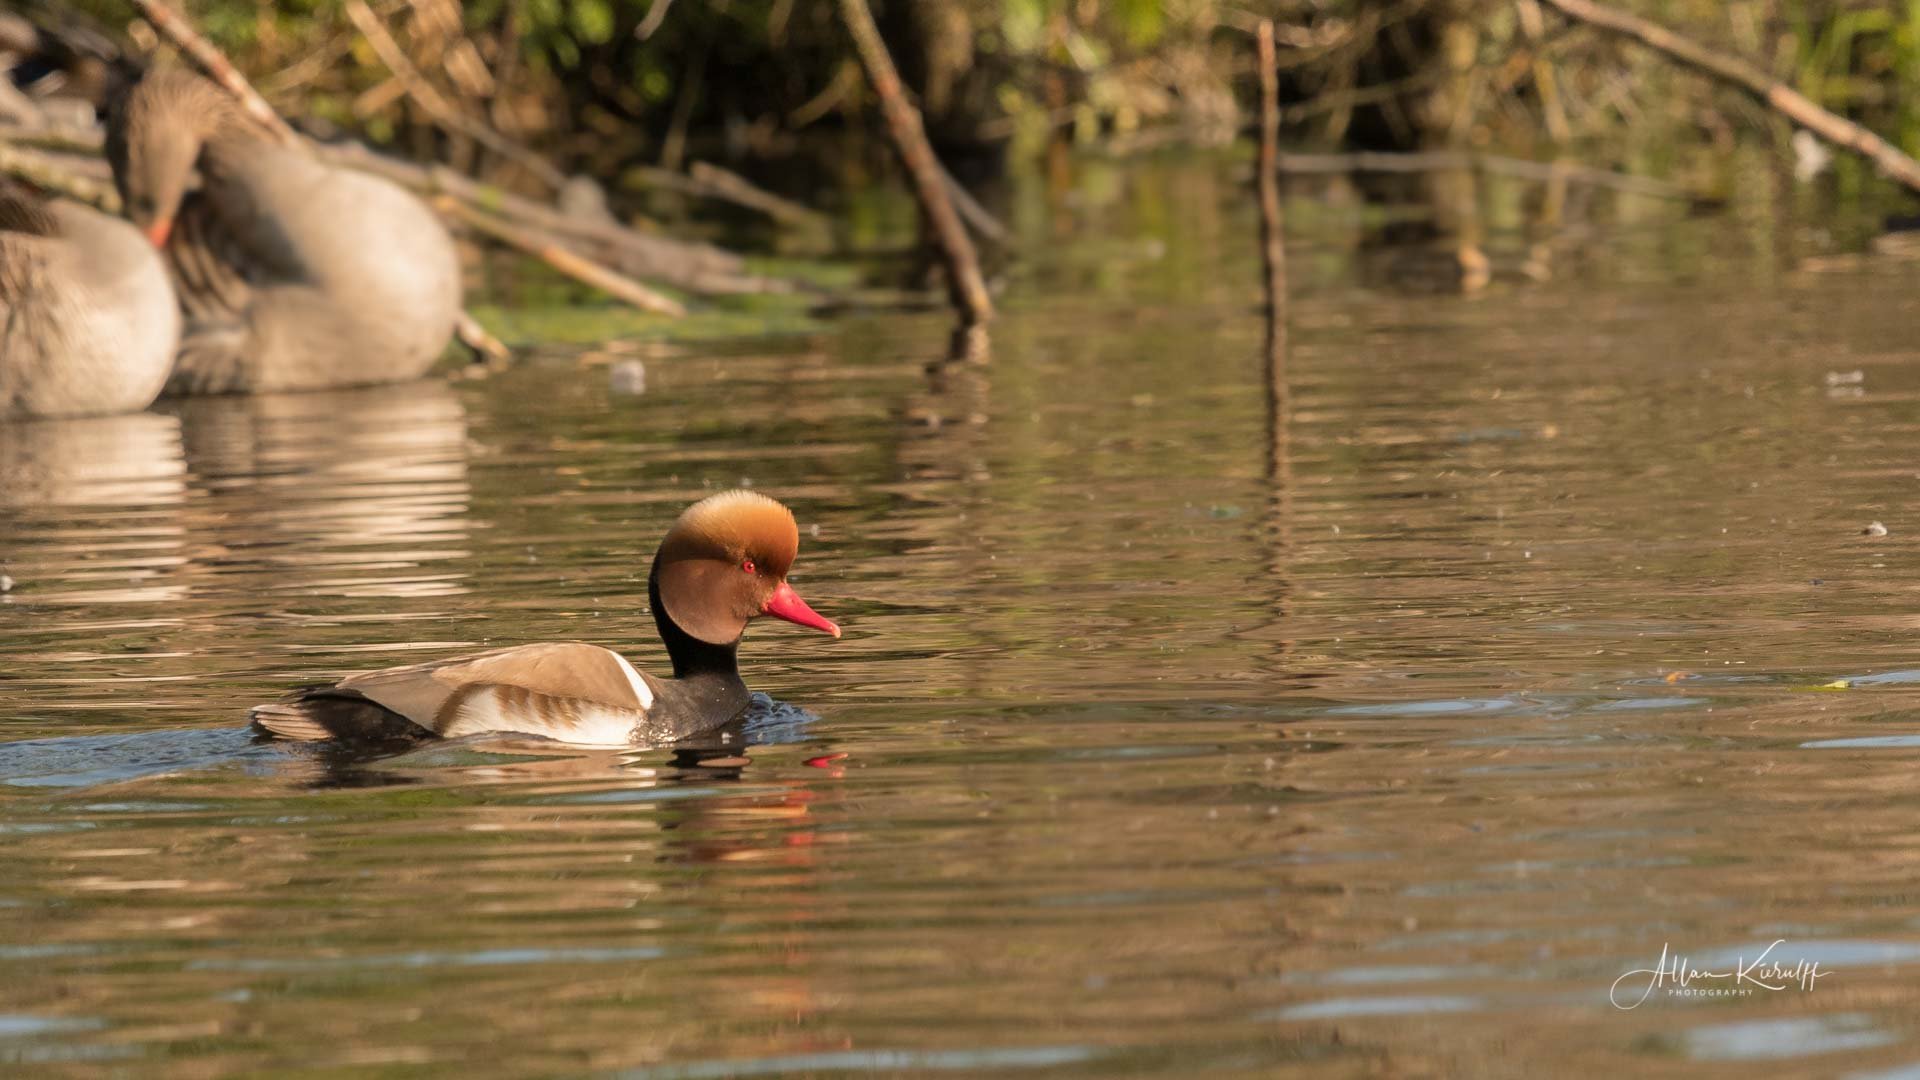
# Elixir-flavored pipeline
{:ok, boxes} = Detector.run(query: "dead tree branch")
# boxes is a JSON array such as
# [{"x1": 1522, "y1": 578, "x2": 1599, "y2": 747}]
[
  {"x1": 342, "y1": 0, "x2": 566, "y2": 191},
  {"x1": 838, "y1": 0, "x2": 993, "y2": 324},
  {"x1": 0, "y1": 144, "x2": 119, "y2": 210},
  {"x1": 1255, "y1": 21, "x2": 1287, "y2": 334},
  {"x1": 1539, "y1": 0, "x2": 1920, "y2": 193},
  {"x1": 440, "y1": 198, "x2": 688, "y2": 316},
  {"x1": 129, "y1": 0, "x2": 298, "y2": 145}
]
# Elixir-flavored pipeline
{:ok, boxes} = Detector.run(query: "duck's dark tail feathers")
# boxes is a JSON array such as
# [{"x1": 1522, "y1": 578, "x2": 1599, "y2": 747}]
[{"x1": 250, "y1": 689, "x2": 435, "y2": 746}]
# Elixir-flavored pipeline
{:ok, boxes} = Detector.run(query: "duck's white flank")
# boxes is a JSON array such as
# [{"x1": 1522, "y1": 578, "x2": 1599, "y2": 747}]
[{"x1": 610, "y1": 652, "x2": 655, "y2": 710}]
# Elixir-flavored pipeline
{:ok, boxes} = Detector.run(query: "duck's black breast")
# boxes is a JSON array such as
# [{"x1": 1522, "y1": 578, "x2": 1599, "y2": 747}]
[{"x1": 640, "y1": 670, "x2": 754, "y2": 741}]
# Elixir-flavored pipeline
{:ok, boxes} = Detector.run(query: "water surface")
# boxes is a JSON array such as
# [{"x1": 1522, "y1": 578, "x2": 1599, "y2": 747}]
[{"x1": 5, "y1": 159, "x2": 1920, "y2": 1075}]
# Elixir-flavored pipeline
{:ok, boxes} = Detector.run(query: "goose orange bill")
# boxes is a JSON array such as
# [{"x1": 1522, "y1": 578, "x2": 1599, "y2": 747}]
[
  {"x1": 762, "y1": 581, "x2": 839, "y2": 638},
  {"x1": 144, "y1": 217, "x2": 172, "y2": 247}
]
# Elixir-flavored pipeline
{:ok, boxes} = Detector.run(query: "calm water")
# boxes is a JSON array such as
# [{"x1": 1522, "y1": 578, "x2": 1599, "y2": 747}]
[{"x1": 7, "y1": 157, "x2": 1920, "y2": 1075}]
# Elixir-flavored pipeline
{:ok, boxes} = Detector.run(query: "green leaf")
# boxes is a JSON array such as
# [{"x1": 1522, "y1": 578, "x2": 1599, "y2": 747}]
[{"x1": 571, "y1": 0, "x2": 616, "y2": 45}]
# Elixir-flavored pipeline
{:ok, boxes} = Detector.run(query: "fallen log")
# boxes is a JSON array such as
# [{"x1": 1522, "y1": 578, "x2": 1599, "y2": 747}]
[
  {"x1": 0, "y1": 143, "x2": 119, "y2": 209},
  {"x1": 328, "y1": 145, "x2": 742, "y2": 276},
  {"x1": 439, "y1": 197, "x2": 688, "y2": 316},
  {"x1": 323, "y1": 145, "x2": 792, "y2": 294}
]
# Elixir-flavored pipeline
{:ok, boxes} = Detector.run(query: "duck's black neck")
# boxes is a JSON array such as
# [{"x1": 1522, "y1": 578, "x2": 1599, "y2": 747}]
[
  {"x1": 649, "y1": 566, "x2": 744, "y2": 683},
  {"x1": 647, "y1": 568, "x2": 751, "y2": 735}
]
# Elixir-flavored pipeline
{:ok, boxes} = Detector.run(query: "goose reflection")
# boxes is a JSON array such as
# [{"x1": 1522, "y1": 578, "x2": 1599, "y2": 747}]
[
  {"x1": 0, "y1": 411, "x2": 189, "y2": 604},
  {"x1": 161, "y1": 378, "x2": 472, "y2": 600}
]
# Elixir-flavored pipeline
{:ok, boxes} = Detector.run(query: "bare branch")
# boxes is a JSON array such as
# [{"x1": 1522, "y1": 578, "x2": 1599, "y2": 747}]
[
  {"x1": 438, "y1": 198, "x2": 688, "y2": 317},
  {"x1": 129, "y1": 0, "x2": 298, "y2": 145},
  {"x1": 838, "y1": 0, "x2": 992, "y2": 325},
  {"x1": 343, "y1": 0, "x2": 565, "y2": 191},
  {"x1": 1539, "y1": 0, "x2": 1920, "y2": 194}
]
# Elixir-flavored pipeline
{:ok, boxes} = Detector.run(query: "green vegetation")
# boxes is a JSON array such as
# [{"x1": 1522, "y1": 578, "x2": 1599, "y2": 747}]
[
  {"x1": 45, "y1": 2, "x2": 1905, "y2": 195},
  {"x1": 467, "y1": 297, "x2": 824, "y2": 348}
]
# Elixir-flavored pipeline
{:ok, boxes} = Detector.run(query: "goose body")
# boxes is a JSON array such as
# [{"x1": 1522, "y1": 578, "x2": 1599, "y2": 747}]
[
  {"x1": 107, "y1": 71, "x2": 461, "y2": 395},
  {"x1": 252, "y1": 491, "x2": 839, "y2": 746},
  {"x1": 0, "y1": 195, "x2": 179, "y2": 418}
]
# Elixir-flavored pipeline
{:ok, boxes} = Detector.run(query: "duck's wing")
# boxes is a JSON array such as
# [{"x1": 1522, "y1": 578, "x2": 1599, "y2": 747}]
[
  {"x1": 340, "y1": 642, "x2": 656, "y2": 720},
  {"x1": 251, "y1": 642, "x2": 659, "y2": 745}
]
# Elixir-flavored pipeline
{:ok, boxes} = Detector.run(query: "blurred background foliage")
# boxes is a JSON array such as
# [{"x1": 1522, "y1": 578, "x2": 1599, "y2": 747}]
[{"x1": 38, "y1": 0, "x2": 1920, "y2": 203}]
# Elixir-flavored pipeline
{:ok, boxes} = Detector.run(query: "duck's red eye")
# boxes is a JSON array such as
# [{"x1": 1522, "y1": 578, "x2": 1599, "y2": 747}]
[{"x1": 741, "y1": 558, "x2": 756, "y2": 574}]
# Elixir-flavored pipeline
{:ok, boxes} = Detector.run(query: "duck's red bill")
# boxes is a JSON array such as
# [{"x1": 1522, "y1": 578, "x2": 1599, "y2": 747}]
[
  {"x1": 763, "y1": 580, "x2": 840, "y2": 638},
  {"x1": 144, "y1": 217, "x2": 173, "y2": 248}
]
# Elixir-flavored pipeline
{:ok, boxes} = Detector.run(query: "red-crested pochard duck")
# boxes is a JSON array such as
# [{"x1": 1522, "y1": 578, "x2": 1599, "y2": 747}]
[
  {"x1": 104, "y1": 70, "x2": 462, "y2": 395},
  {"x1": 251, "y1": 491, "x2": 839, "y2": 746},
  {"x1": 0, "y1": 191, "x2": 180, "y2": 418}
]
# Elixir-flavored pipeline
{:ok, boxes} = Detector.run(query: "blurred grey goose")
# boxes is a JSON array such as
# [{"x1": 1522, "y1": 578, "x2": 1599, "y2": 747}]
[
  {"x1": 251, "y1": 491, "x2": 841, "y2": 746},
  {"x1": 0, "y1": 193, "x2": 179, "y2": 418},
  {"x1": 105, "y1": 69, "x2": 461, "y2": 395}
]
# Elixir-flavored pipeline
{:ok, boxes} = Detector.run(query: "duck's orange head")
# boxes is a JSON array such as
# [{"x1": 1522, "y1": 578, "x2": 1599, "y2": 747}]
[{"x1": 652, "y1": 490, "x2": 838, "y2": 645}]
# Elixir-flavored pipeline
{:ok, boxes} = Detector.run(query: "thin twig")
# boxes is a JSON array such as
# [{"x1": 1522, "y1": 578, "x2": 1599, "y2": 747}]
[
  {"x1": 343, "y1": 0, "x2": 565, "y2": 191},
  {"x1": 408, "y1": 0, "x2": 495, "y2": 98},
  {"x1": 1255, "y1": 21, "x2": 1287, "y2": 336},
  {"x1": 1514, "y1": 0, "x2": 1570, "y2": 141},
  {"x1": 454, "y1": 310, "x2": 511, "y2": 364},
  {"x1": 426, "y1": 162, "x2": 734, "y2": 275},
  {"x1": 789, "y1": 61, "x2": 861, "y2": 128},
  {"x1": 940, "y1": 168, "x2": 1013, "y2": 250},
  {"x1": 129, "y1": 0, "x2": 298, "y2": 145},
  {"x1": 688, "y1": 161, "x2": 834, "y2": 231},
  {"x1": 659, "y1": 37, "x2": 707, "y2": 173},
  {"x1": 635, "y1": 0, "x2": 675, "y2": 41},
  {"x1": 1281, "y1": 67, "x2": 1445, "y2": 123},
  {"x1": 259, "y1": 0, "x2": 408, "y2": 97}
]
